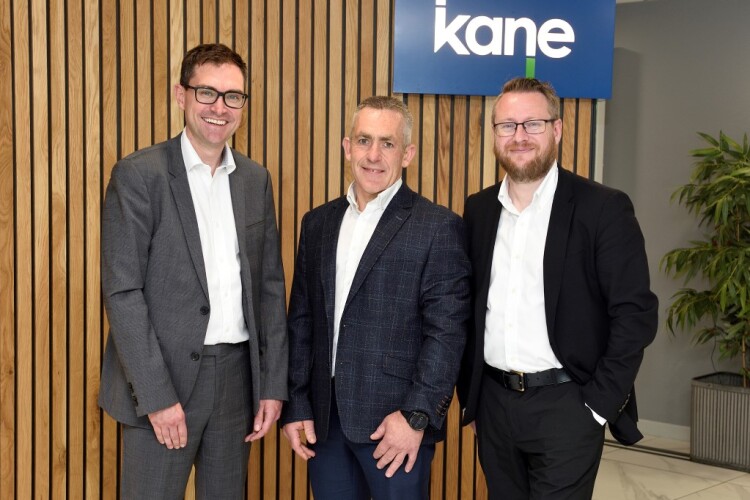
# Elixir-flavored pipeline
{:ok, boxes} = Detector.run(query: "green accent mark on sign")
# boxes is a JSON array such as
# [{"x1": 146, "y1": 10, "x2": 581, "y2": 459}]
[{"x1": 526, "y1": 58, "x2": 536, "y2": 78}]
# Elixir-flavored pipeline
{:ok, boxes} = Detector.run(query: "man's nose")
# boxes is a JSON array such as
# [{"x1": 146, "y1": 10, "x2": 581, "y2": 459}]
[
  {"x1": 367, "y1": 144, "x2": 382, "y2": 161},
  {"x1": 209, "y1": 96, "x2": 229, "y2": 112},
  {"x1": 512, "y1": 123, "x2": 530, "y2": 139}
]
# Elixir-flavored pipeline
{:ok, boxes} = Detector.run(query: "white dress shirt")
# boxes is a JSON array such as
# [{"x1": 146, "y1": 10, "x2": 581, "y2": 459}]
[
  {"x1": 484, "y1": 164, "x2": 562, "y2": 373},
  {"x1": 332, "y1": 179, "x2": 402, "y2": 375},
  {"x1": 181, "y1": 131, "x2": 249, "y2": 345}
]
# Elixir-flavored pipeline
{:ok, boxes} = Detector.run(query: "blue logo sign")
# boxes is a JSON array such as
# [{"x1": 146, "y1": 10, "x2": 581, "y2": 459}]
[{"x1": 393, "y1": 0, "x2": 615, "y2": 98}]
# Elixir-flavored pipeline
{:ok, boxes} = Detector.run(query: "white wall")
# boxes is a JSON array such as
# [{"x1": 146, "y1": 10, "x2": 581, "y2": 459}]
[{"x1": 603, "y1": 0, "x2": 750, "y2": 428}]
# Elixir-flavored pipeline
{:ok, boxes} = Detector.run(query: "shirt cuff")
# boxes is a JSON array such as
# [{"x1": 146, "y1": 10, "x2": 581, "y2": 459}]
[{"x1": 585, "y1": 403, "x2": 607, "y2": 426}]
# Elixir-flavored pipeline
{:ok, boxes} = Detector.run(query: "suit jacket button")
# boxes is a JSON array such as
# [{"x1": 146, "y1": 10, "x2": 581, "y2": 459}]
[
  {"x1": 200, "y1": 306, "x2": 210, "y2": 315},
  {"x1": 191, "y1": 352, "x2": 200, "y2": 361}
]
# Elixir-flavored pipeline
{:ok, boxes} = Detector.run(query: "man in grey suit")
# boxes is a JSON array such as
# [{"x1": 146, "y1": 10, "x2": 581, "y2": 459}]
[
  {"x1": 280, "y1": 96, "x2": 471, "y2": 500},
  {"x1": 99, "y1": 43, "x2": 288, "y2": 499}
]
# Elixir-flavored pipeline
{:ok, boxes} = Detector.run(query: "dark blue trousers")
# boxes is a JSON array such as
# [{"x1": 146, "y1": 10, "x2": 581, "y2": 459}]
[{"x1": 308, "y1": 386, "x2": 435, "y2": 500}]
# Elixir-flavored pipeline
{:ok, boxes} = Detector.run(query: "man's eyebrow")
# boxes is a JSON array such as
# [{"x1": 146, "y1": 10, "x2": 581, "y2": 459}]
[
  {"x1": 356, "y1": 132, "x2": 395, "y2": 142},
  {"x1": 192, "y1": 84, "x2": 246, "y2": 94}
]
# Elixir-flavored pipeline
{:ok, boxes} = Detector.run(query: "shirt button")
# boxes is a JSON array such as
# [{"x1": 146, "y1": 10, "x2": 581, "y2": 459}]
[
  {"x1": 190, "y1": 352, "x2": 200, "y2": 361},
  {"x1": 200, "y1": 306, "x2": 210, "y2": 315}
]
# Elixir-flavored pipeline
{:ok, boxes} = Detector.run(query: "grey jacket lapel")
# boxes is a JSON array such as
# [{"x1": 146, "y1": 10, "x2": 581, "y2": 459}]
[
  {"x1": 345, "y1": 184, "x2": 412, "y2": 309},
  {"x1": 228, "y1": 156, "x2": 247, "y2": 262},
  {"x1": 167, "y1": 135, "x2": 210, "y2": 301}
]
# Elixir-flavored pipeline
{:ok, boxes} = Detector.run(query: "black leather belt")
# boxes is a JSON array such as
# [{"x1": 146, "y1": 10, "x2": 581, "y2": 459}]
[{"x1": 484, "y1": 363, "x2": 572, "y2": 392}]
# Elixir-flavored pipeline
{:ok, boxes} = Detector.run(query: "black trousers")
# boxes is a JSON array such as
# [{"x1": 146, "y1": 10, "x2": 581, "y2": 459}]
[{"x1": 476, "y1": 370, "x2": 604, "y2": 500}]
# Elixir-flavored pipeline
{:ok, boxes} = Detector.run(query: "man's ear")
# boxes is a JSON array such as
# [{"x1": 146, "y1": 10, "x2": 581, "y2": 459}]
[
  {"x1": 553, "y1": 118, "x2": 563, "y2": 145},
  {"x1": 402, "y1": 143, "x2": 417, "y2": 167},
  {"x1": 174, "y1": 84, "x2": 186, "y2": 110}
]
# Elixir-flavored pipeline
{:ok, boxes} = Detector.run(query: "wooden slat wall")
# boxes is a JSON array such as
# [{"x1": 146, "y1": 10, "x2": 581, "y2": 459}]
[{"x1": 0, "y1": 0, "x2": 595, "y2": 498}]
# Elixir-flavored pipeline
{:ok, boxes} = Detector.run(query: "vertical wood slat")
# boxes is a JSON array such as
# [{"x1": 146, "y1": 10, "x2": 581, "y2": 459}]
[
  {"x1": 31, "y1": 1, "x2": 52, "y2": 497},
  {"x1": 375, "y1": 0, "x2": 390, "y2": 97},
  {"x1": 50, "y1": 0, "x2": 68, "y2": 495},
  {"x1": 343, "y1": 0, "x2": 359, "y2": 191},
  {"x1": 0, "y1": 1, "x2": 595, "y2": 498},
  {"x1": 247, "y1": 0, "x2": 266, "y2": 493},
  {"x1": 233, "y1": 0, "x2": 249, "y2": 155},
  {"x1": 10, "y1": 0, "x2": 34, "y2": 496},
  {"x1": 328, "y1": 0, "x2": 344, "y2": 200},
  {"x1": 0, "y1": 0, "x2": 14, "y2": 499},
  {"x1": 359, "y1": 0, "x2": 374, "y2": 99},
  {"x1": 100, "y1": 0, "x2": 119, "y2": 497},
  {"x1": 170, "y1": 0, "x2": 186, "y2": 138},
  {"x1": 153, "y1": 1, "x2": 169, "y2": 145},
  {"x1": 136, "y1": 0, "x2": 152, "y2": 150},
  {"x1": 84, "y1": 0, "x2": 103, "y2": 497},
  {"x1": 311, "y1": 0, "x2": 328, "y2": 210},
  {"x1": 66, "y1": 0, "x2": 85, "y2": 497}
]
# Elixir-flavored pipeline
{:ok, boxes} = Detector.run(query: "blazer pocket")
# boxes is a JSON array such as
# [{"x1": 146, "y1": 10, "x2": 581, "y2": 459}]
[{"x1": 382, "y1": 354, "x2": 416, "y2": 381}]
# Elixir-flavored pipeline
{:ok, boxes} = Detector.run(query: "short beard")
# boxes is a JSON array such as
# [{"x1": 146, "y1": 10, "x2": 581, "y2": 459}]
[{"x1": 495, "y1": 135, "x2": 557, "y2": 183}]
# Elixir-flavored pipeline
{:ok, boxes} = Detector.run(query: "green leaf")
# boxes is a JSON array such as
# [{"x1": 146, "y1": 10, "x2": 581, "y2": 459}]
[{"x1": 663, "y1": 131, "x2": 750, "y2": 385}]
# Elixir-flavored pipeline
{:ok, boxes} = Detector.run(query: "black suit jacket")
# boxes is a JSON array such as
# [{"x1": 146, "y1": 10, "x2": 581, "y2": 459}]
[
  {"x1": 457, "y1": 167, "x2": 658, "y2": 445},
  {"x1": 281, "y1": 184, "x2": 471, "y2": 444}
]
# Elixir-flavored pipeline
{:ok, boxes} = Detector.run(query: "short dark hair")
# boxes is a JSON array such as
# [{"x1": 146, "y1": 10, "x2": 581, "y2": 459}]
[
  {"x1": 496, "y1": 77, "x2": 560, "y2": 119},
  {"x1": 351, "y1": 96, "x2": 414, "y2": 145},
  {"x1": 180, "y1": 43, "x2": 247, "y2": 88}
]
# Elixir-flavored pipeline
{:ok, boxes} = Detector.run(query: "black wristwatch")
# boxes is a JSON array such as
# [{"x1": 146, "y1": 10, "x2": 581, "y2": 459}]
[{"x1": 401, "y1": 410, "x2": 429, "y2": 431}]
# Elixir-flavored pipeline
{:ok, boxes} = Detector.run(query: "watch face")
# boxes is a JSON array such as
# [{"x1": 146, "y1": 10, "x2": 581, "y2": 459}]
[{"x1": 409, "y1": 411, "x2": 429, "y2": 431}]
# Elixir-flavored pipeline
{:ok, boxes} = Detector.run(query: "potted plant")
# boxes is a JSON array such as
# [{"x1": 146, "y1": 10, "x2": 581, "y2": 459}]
[{"x1": 661, "y1": 131, "x2": 750, "y2": 471}]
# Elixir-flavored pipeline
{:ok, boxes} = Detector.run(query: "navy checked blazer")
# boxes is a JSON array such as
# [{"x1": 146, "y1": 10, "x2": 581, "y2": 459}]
[{"x1": 281, "y1": 183, "x2": 471, "y2": 444}]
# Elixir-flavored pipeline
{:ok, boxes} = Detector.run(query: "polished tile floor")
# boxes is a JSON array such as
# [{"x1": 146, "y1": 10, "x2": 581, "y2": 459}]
[{"x1": 594, "y1": 435, "x2": 750, "y2": 499}]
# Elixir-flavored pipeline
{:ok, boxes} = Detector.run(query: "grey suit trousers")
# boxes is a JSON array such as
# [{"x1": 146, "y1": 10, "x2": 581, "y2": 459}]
[{"x1": 121, "y1": 342, "x2": 252, "y2": 500}]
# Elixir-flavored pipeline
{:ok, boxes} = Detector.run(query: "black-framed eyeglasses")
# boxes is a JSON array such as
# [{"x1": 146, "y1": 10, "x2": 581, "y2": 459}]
[
  {"x1": 493, "y1": 119, "x2": 556, "y2": 137},
  {"x1": 184, "y1": 85, "x2": 248, "y2": 109}
]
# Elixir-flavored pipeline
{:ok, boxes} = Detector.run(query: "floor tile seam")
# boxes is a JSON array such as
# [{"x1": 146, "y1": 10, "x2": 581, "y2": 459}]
[
  {"x1": 600, "y1": 456, "x2": 726, "y2": 486},
  {"x1": 604, "y1": 439, "x2": 690, "y2": 461},
  {"x1": 672, "y1": 479, "x2": 750, "y2": 500}
]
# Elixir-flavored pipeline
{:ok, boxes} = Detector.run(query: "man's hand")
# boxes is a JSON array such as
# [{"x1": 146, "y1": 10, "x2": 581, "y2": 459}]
[
  {"x1": 282, "y1": 420, "x2": 317, "y2": 460},
  {"x1": 370, "y1": 411, "x2": 424, "y2": 478},
  {"x1": 245, "y1": 399, "x2": 283, "y2": 442},
  {"x1": 148, "y1": 402, "x2": 187, "y2": 449}
]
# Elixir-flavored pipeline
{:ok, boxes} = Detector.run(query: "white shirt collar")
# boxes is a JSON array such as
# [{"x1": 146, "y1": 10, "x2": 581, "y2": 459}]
[
  {"x1": 346, "y1": 178, "x2": 403, "y2": 214},
  {"x1": 180, "y1": 129, "x2": 236, "y2": 174},
  {"x1": 498, "y1": 162, "x2": 558, "y2": 214}
]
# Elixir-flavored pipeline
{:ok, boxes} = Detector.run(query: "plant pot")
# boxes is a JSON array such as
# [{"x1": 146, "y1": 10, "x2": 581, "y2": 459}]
[{"x1": 691, "y1": 372, "x2": 750, "y2": 471}]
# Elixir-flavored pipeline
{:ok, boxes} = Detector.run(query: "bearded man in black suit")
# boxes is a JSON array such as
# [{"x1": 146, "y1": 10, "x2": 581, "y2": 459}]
[{"x1": 458, "y1": 77, "x2": 658, "y2": 499}]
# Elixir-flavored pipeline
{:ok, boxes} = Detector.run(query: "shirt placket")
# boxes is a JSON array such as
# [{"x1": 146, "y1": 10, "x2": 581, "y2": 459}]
[
  {"x1": 505, "y1": 212, "x2": 528, "y2": 369},
  {"x1": 210, "y1": 170, "x2": 231, "y2": 336}
]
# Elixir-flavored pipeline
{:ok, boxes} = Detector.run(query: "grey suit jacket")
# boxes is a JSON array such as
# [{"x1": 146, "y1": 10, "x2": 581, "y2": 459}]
[
  {"x1": 281, "y1": 184, "x2": 471, "y2": 444},
  {"x1": 99, "y1": 134, "x2": 288, "y2": 426}
]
